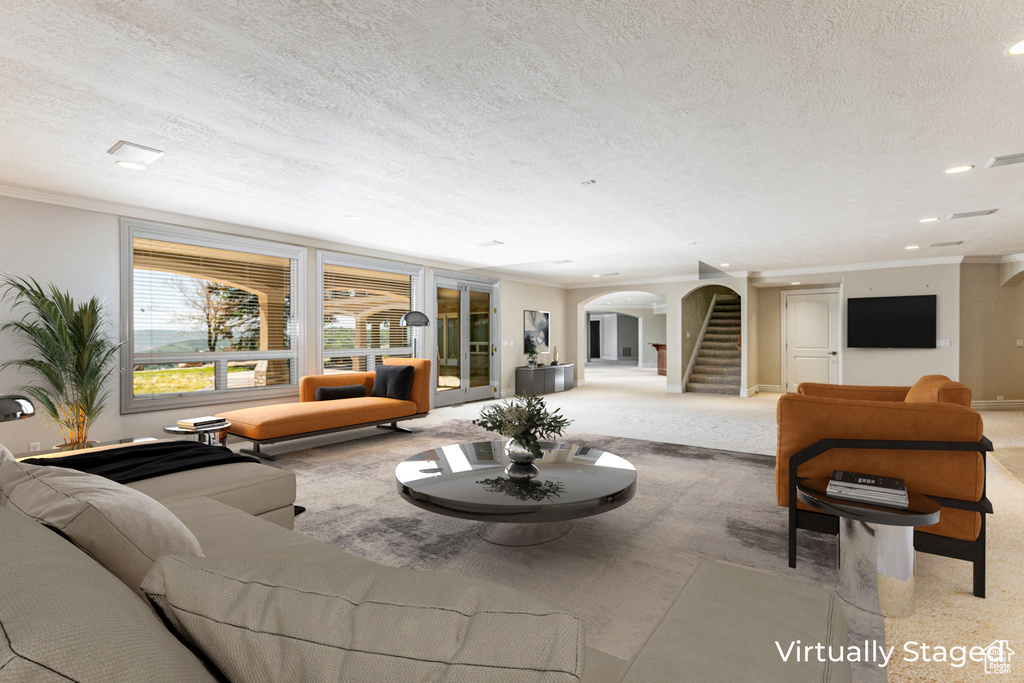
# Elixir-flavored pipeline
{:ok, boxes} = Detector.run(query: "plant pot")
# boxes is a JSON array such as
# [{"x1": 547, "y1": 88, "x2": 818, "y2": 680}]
[{"x1": 504, "y1": 439, "x2": 540, "y2": 480}]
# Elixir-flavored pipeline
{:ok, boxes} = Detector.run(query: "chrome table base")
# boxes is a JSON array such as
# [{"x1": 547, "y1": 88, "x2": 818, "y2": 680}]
[
  {"x1": 478, "y1": 521, "x2": 573, "y2": 547},
  {"x1": 839, "y1": 519, "x2": 915, "y2": 617}
]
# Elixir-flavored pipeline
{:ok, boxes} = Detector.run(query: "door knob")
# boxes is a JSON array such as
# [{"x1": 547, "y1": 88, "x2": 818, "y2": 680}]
[{"x1": 829, "y1": 351, "x2": 838, "y2": 356}]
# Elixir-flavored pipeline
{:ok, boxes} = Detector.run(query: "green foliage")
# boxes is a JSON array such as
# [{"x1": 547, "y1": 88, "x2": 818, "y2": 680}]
[
  {"x1": 525, "y1": 337, "x2": 539, "y2": 361},
  {"x1": 1, "y1": 275, "x2": 124, "y2": 445},
  {"x1": 476, "y1": 476, "x2": 565, "y2": 501},
  {"x1": 472, "y1": 393, "x2": 572, "y2": 458}
]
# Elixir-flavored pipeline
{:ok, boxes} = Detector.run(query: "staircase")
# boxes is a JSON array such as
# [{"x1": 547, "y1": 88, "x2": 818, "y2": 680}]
[{"x1": 686, "y1": 295, "x2": 741, "y2": 395}]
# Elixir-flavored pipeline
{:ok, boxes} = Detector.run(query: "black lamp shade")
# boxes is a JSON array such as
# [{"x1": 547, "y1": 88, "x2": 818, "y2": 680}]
[{"x1": 0, "y1": 396, "x2": 35, "y2": 422}]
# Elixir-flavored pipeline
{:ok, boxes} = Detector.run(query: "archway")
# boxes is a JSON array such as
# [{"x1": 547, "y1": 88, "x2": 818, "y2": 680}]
[
  {"x1": 581, "y1": 290, "x2": 667, "y2": 389},
  {"x1": 680, "y1": 284, "x2": 742, "y2": 395}
]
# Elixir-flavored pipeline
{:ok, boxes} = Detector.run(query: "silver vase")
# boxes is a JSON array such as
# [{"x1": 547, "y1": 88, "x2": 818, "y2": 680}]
[{"x1": 504, "y1": 439, "x2": 540, "y2": 480}]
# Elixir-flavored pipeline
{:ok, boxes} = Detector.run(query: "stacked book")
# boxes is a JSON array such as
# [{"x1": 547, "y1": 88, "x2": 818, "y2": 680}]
[
  {"x1": 826, "y1": 470, "x2": 909, "y2": 509},
  {"x1": 176, "y1": 416, "x2": 228, "y2": 431}
]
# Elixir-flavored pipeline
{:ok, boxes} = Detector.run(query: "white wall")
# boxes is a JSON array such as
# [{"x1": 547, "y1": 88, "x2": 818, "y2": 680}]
[{"x1": 498, "y1": 279, "x2": 568, "y2": 391}]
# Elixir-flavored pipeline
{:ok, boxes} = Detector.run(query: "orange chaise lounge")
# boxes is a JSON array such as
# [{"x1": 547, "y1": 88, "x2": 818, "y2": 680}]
[
  {"x1": 216, "y1": 358, "x2": 431, "y2": 460},
  {"x1": 776, "y1": 375, "x2": 993, "y2": 597}
]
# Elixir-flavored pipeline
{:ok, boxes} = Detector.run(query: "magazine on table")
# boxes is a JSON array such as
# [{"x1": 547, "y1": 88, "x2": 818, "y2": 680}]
[
  {"x1": 827, "y1": 470, "x2": 908, "y2": 509},
  {"x1": 176, "y1": 416, "x2": 228, "y2": 430}
]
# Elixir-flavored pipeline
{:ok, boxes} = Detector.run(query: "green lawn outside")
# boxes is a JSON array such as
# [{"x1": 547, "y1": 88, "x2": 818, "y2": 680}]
[{"x1": 133, "y1": 365, "x2": 250, "y2": 395}]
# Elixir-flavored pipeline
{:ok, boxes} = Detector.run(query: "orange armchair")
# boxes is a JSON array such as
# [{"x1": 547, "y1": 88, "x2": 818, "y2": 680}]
[{"x1": 776, "y1": 375, "x2": 992, "y2": 597}]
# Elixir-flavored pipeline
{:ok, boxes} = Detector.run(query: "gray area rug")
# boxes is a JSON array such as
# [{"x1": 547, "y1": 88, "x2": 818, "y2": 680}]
[{"x1": 269, "y1": 420, "x2": 885, "y2": 681}]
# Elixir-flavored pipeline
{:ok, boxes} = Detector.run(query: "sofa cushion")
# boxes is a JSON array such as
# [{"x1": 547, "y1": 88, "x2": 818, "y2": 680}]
[
  {"x1": 904, "y1": 375, "x2": 972, "y2": 406},
  {"x1": 0, "y1": 505, "x2": 218, "y2": 682},
  {"x1": 0, "y1": 446, "x2": 202, "y2": 596},
  {"x1": 371, "y1": 362, "x2": 415, "y2": 401},
  {"x1": 315, "y1": 384, "x2": 367, "y2": 401},
  {"x1": 143, "y1": 555, "x2": 586, "y2": 683},
  {"x1": 127, "y1": 461, "x2": 296, "y2": 527},
  {"x1": 218, "y1": 397, "x2": 417, "y2": 441}
]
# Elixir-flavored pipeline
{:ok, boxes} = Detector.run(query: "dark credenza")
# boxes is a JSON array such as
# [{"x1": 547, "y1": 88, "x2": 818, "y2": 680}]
[{"x1": 515, "y1": 364, "x2": 575, "y2": 396}]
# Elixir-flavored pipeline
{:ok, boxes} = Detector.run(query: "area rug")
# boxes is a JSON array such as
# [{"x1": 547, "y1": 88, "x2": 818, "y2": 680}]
[{"x1": 268, "y1": 420, "x2": 885, "y2": 682}]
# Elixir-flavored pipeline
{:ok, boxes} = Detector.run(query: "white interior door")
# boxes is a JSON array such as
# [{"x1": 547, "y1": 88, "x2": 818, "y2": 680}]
[{"x1": 783, "y1": 290, "x2": 840, "y2": 392}]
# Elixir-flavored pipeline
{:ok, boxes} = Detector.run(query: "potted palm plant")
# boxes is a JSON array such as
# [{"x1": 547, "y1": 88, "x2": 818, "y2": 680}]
[{"x1": 1, "y1": 275, "x2": 123, "y2": 447}]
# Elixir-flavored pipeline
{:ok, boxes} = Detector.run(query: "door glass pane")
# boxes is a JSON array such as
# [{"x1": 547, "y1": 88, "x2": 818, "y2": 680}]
[
  {"x1": 469, "y1": 291, "x2": 490, "y2": 388},
  {"x1": 437, "y1": 287, "x2": 460, "y2": 392}
]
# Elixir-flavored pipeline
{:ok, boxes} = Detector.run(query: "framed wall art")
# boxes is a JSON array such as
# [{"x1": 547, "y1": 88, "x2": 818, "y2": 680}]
[{"x1": 524, "y1": 310, "x2": 550, "y2": 353}]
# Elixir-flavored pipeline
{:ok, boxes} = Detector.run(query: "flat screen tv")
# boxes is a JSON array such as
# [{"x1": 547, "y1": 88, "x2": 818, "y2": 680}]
[{"x1": 847, "y1": 295, "x2": 936, "y2": 348}]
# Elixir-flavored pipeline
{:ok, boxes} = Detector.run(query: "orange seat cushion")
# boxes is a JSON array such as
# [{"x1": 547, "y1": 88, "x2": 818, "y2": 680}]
[{"x1": 219, "y1": 398, "x2": 416, "y2": 441}]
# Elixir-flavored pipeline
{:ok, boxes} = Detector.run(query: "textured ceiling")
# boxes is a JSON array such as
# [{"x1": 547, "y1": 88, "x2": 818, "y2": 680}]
[{"x1": 2, "y1": 1, "x2": 1023, "y2": 286}]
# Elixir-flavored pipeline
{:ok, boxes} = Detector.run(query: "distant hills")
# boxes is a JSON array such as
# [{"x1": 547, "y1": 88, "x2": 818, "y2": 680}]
[{"x1": 133, "y1": 329, "x2": 228, "y2": 353}]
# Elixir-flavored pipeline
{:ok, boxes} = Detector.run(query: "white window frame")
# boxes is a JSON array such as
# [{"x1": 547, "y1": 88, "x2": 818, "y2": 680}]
[
  {"x1": 120, "y1": 219, "x2": 306, "y2": 414},
  {"x1": 318, "y1": 251, "x2": 424, "y2": 373}
]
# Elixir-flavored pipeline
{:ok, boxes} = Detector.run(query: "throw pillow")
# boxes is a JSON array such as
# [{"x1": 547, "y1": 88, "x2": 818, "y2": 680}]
[
  {"x1": 0, "y1": 447, "x2": 203, "y2": 596},
  {"x1": 314, "y1": 385, "x2": 367, "y2": 401},
  {"x1": 370, "y1": 363, "x2": 415, "y2": 401},
  {"x1": 143, "y1": 555, "x2": 585, "y2": 683}
]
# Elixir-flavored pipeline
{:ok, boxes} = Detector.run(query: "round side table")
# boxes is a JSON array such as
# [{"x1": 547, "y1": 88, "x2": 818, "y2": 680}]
[
  {"x1": 163, "y1": 422, "x2": 230, "y2": 446},
  {"x1": 797, "y1": 477, "x2": 940, "y2": 617}
]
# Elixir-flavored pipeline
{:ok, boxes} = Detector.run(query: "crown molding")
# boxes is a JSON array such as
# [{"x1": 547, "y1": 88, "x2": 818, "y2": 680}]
[
  {"x1": 748, "y1": 256, "x2": 966, "y2": 280},
  {"x1": 961, "y1": 255, "x2": 1005, "y2": 264}
]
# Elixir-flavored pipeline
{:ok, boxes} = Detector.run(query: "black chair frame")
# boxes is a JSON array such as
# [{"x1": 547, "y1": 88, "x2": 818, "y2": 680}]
[{"x1": 787, "y1": 436, "x2": 993, "y2": 598}]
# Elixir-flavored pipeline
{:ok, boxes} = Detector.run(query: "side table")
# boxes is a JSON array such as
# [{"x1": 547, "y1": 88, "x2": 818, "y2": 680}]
[
  {"x1": 797, "y1": 477, "x2": 940, "y2": 617},
  {"x1": 163, "y1": 422, "x2": 230, "y2": 446}
]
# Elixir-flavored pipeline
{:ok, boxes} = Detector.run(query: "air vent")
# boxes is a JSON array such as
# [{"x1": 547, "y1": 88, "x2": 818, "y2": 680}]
[
  {"x1": 927, "y1": 241, "x2": 964, "y2": 248},
  {"x1": 986, "y1": 153, "x2": 1024, "y2": 168},
  {"x1": 472, "y1": 240, "x2": 505, "y2": 248},
  {"x1": 948, "y1": 209, "x2": 996, "y2": 219},
  {"x1": 106, "y1": 141, "x2": 164, "y2": 164}
]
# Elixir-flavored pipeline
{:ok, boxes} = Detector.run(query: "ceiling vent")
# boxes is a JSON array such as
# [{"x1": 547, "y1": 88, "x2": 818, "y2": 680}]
[
  {"x1": 927, "y1": 241, "x2": 964, "y2": 247},
  {"x1": 106, "y1": 141, "x2": 164, "y2": 164},
  {"x1": 986, "y1": 153, "x2": 1024, "y2": 168},
  {"x1": 472, "y1": 240, "x2": 505, "y2": 248},
  {"x1": 948, "y1": 209, "x2": 996, "y2": 219}
]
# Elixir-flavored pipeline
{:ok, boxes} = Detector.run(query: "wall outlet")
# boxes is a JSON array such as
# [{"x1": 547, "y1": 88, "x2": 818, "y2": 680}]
[
  {"x1": 686, "y1": 332, "x2": 691, "y2": 338},
  {"x1": 28, "y1": 442, "x2": 41, "y2": 452},
  {"x1": 1017, "y1": 339, "x2": 1023, "y2": 348},
  {"x1": 997, "y1": 396, "x2": 1004, "y2": 401},
  {"x1": 936, "y1": 339, "x2": 950, "y2": 347}
]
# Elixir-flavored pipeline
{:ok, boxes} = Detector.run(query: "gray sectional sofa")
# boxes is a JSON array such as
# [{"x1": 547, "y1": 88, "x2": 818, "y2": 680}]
[{"x1": 0, "y1": 444, "x2": 851, "y2": 682}]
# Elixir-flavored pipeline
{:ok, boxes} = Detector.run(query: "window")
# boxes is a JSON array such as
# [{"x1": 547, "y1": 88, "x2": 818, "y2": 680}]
[
  {"x1": 121, "y1": 220, "x2": 304, "y2": 412},
  {"x1": 319, "y1": 252, "x2": 423, "y2": 373}
]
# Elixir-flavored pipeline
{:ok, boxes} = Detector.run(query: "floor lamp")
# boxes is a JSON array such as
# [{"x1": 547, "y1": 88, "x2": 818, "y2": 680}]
[{"x1": 400, "y1": 311, "x2": 430, "y2": 359}]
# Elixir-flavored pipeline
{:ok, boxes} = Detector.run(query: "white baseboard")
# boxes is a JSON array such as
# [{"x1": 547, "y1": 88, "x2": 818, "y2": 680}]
[
  {"x1": 973, "y1": 399, "x2": 1024, "y2": 410},
  {"x1": 500, "y1": 388, "x2": 515, "y2": 398},
  {"x1": 667, "y1": 384, "x2": 683, "y2": 394},
  {"x1": 756, "y1": 384, "x2": 783, "y2": 394},
  {"x1": 740, "y1": 386, "x2": 758, "y2": 398}
]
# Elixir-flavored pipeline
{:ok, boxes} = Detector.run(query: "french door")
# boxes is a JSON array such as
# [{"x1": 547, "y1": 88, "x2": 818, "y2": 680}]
[{"x1": 434, "y1": 277, "x2": 498, "y2": 406}]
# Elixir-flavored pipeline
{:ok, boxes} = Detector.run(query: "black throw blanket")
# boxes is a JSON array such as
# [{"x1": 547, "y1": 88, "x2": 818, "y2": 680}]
[{"x1": 21, "y1": 441, "x2": 260, "y2": 485}]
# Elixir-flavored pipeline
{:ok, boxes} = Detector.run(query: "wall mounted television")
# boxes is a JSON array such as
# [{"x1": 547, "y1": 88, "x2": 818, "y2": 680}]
[{"x1": 847, "y1": 295, "x2": 936, "y2": 348}]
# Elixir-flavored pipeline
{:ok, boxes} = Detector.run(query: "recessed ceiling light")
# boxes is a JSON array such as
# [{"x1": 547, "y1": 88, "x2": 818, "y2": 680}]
[
  {"x1": 719, "y1": 263, "x2": 730, "y2": 268},
  {"x1": 1009, "y1": 40, "x2": 1024, "y2": 55},
  {"x1": 114, "y1": 160, "x2": 146, "y2": 170},
  {"x1": 944, "y1": 165, "x2": 974, "y2": 174},
  {"x1": 905, "y1": 245, "x2": 920, "y2": 250},
  {"x1": 592, "y1": 272, "x2": 619, "y2": 278},
  {"x1": 919, "y1": 217, "x2": 939, "y2": 223},
  {"x1": 345, "y1": 215, "x2": 361, "y2": 221},
  {"x1": 791, "y1": 282, "x2": 801, "y2": 285}
]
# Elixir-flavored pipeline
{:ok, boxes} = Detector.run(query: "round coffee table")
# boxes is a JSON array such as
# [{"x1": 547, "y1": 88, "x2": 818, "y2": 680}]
[
  {"x1": 395, "y1": 441, "x2": 636, "y2": 546},
  {"x1": 797, "y1": 477, "x2": 940, "y2": 617}
]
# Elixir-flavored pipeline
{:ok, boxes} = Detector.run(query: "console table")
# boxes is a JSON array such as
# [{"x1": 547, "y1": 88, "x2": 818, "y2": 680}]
[{"x1": 515, "y1": 364, "x2": 574, "y2": 396}]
